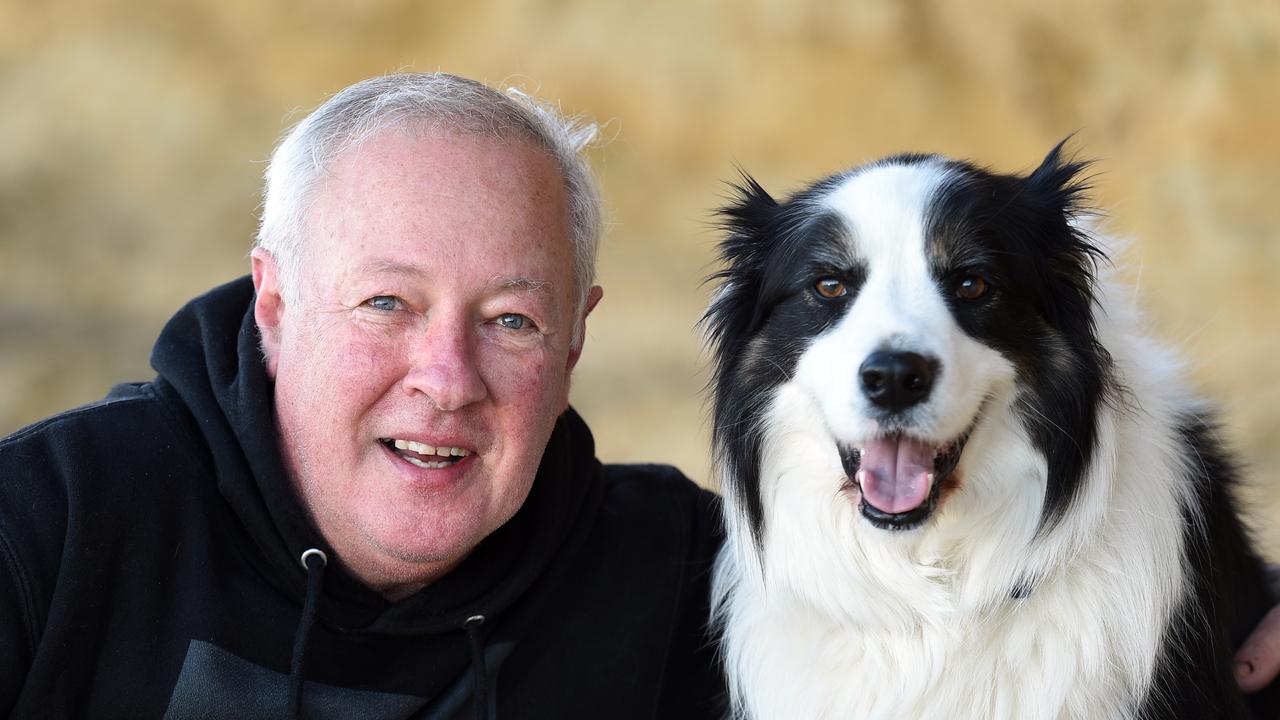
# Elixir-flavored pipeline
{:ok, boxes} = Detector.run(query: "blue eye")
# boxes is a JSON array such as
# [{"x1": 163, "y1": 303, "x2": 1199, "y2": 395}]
[
  {"x1": 497, "y1": 313, "x2": 528, "y2": 330},
  {"x1": 366, "y1": 296, "x2": 402, "y2": 312}
]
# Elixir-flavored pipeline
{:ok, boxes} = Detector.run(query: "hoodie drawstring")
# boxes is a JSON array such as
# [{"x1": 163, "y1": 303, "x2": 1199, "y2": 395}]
[
  {"x1": 288, "y1": 548, "x2": 328, "y2": 720},
  {"x1": 284, "y1": 551, "x2": 489, "y2": 720},
  {"x1": 464, "y1": 614, "x2": 488, "y2": 720}
]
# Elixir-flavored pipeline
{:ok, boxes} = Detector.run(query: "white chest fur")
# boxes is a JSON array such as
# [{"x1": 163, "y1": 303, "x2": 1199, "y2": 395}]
[{"x1": 716, "y1": 565, "x2": 1176, "y2": 720}]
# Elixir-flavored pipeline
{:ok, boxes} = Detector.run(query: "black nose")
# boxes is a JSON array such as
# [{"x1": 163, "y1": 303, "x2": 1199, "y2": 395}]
[{"x1": 859, "y1": 351, "x2": 936, "y2": 412}]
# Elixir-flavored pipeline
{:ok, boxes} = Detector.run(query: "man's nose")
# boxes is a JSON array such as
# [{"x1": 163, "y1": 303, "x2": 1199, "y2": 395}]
[{"x1": 401, "y1": 321, "x2": 488, "y2": 411}]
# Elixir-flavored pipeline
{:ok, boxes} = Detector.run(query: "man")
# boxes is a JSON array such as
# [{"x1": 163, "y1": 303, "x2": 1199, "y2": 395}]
[
  {"x1": 0, "y1": 72, "x2": 1277, "y2": 719},
  {"x1": 0, "y1": 73, "x2": 723, "y2": 718}
]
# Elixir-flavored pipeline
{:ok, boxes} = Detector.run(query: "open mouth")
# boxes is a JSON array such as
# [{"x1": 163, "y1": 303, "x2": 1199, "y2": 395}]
[
  {"x1": 839, "y1": 427, "x2": 971, "y2": 531},
  {"x1": 379, "y1": 438, "x2": 472, "y2": 470}
]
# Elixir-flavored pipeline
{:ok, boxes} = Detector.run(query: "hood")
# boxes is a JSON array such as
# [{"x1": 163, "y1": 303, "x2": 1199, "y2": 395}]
[{"x1": 149, "y1": 276, "x2": 605, "y2": 636}]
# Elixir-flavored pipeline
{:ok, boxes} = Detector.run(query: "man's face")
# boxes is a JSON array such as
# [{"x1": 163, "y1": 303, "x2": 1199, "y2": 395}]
[{"x1": 253, "y1": 129, "x2": 597, "y2": 596}]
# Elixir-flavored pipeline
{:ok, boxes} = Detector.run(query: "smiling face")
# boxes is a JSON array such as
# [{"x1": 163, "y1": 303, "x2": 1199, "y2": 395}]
[
  {"x1": 708, "y1": 147, "x2": 1109, "y2": 560},
  {"x1": 252, "y1": 128, "x2": 599, "y2": 598},
  {"x1": 792, "y1": 162, "x2": 1015, "y2": 530}
]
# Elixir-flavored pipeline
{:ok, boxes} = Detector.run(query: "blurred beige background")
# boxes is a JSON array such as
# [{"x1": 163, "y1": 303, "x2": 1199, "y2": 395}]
[{"x1": 1, "y1": 0, "x2": 1277, "y2": 554}]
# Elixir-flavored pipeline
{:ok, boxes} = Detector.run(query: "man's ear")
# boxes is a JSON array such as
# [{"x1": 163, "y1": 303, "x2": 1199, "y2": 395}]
[
  {"x1": 565, "y1": 285, "x2": 604, "y2": 373},
  {"x1": 250, "y1": 248, "x2": 285, "y2": 377}
]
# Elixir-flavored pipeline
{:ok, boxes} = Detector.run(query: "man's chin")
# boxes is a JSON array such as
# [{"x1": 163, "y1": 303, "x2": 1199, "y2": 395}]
[
  {"x1": 353, "y1": 528, "x2": 477, "y2": 595},
  {"x1": 347, "y1": 498, "x2": 514, "y2": 592}
]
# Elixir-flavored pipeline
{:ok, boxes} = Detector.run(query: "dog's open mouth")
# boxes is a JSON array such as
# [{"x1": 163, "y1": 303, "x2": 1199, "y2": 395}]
[{"x1": 839, "y1": 428, "x2": 971, "y2": 531}]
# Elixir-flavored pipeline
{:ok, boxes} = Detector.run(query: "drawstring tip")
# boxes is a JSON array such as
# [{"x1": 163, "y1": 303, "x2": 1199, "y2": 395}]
[
  {"x1": 299, "y1": 547, "x2": 328, "y2": 571},
  {"x1": 288, "y1": 548, "x2": 329, "y2": 719},
  {"x1": 465, "y1": 615, "x2": 489, "y2": 720}
]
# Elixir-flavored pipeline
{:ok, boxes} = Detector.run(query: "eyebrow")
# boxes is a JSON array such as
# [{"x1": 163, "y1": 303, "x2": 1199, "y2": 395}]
[
  {"x1": 352, "y1": 259, "x2": 555, "y2": 294},
  {"x1": 353, "y1": 258, "x2": 430, "y2": 277},
  {"x1": 495, "y1": 276, "x2": 554, "y2": 294}
]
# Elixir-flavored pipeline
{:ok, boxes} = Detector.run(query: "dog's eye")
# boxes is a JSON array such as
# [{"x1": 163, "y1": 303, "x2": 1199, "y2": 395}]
[
  {"x1": 814, "y1": 277, "x2": 847, "y2": 299},
  {"x1": 955, "y1": 275, "x2": 990, "y2": 301}
]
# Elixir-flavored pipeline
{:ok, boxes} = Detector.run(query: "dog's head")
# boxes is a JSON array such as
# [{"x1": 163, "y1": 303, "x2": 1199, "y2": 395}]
[{"x1": 705, "y1": 142, "x2": 1113, "y2": 559}]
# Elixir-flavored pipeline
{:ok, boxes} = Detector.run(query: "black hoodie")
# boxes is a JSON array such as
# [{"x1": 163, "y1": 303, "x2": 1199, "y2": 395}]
[{"x1": 0, "y1": 277, "x2": 726, "y2": 719}]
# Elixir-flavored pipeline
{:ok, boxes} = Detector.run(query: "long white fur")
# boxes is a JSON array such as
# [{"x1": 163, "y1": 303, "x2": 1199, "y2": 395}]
[{"x1": 712, "y1": 159, "x2": 1203, "y2": 720}]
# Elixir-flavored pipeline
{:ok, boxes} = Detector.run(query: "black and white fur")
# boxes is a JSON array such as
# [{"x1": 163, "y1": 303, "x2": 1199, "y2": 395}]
[{"x1": 704, "y1": 144, "x2": 1278, "y2": 719}]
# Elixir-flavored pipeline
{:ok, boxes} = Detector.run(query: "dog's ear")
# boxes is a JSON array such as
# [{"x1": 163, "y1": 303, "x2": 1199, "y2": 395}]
[
  {"x1": 1026, "y1": 137, "x2": 1093, "y2": 222},
  {"x1": 712, "y1": 170, "x2": 780, "y2": 282},
  {"x1": 701, "y1": 171, "x2": 779, "y2": 359},
  {"x1": 717, "y1": 171, "x2": 779, "y2": 250},
  {"x1": 1016, "y1": 139, "x2": 1106, "y2": 332}
]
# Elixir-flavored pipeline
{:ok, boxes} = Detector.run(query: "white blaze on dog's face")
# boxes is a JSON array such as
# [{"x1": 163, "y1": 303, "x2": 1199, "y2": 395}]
[
  {"x1": 706, "y1": 147, "x2": 1110, "y2": 568},
  {"x1": 796, "y1": 162, "x2": 1016, "y2": 530}
]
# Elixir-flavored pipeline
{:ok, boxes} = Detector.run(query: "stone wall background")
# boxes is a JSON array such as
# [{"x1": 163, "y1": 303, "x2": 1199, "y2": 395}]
[{"x1": 2, "y1": 0, "x2": 1277, "y2": 553}]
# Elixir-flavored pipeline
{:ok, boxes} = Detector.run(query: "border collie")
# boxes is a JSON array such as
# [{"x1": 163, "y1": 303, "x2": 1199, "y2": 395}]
[{"x1": 704, "y1": 143, "x2": 1278, "y2": 719}]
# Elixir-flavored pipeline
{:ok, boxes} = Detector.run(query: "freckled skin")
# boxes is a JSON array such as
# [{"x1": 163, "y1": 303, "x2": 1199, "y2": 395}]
[{"x1": 251, "y1": 129, "x2": 600, "y2": 600}]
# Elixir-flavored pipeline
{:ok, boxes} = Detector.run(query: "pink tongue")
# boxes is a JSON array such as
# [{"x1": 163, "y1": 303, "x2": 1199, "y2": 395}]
[{"x1": 859, "y1": 435, "x2": 934, "y2": 514}]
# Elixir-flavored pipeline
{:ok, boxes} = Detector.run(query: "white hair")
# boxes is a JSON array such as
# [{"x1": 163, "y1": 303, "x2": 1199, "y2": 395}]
[{"x1": 255, "y1": 72, "x2": 602, "y2": 314}]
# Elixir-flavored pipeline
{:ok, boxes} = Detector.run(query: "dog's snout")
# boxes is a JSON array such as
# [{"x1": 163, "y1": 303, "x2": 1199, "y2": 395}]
[{"x1": 859, "y1": 351, "x2": 936, "y2": 412}]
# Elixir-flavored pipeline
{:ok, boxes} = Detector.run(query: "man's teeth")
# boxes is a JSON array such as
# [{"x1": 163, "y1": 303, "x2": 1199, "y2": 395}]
[
  {"x1": 384, "y1": 438, "x2": 471, "y2": 470},
  {"x1": 403, "y1": 454, "x2": 452, "y2": 470},
  {"x1": 390, "y1": 439, "x2": 471, "y2": 458}
]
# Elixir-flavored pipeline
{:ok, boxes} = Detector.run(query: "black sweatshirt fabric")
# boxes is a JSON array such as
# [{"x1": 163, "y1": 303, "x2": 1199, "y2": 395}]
[{"x1": 0, "y1": 276, "x2": 726, "y2": 719}]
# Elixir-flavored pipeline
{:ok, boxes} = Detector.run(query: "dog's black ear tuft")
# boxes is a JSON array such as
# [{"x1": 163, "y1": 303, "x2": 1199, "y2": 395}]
[
  {"x1": 702, "y1": 170, "x2": 779, "y2": 357},
  {"x1": 722, "y1": 169, "x2": 779, "y2": 215},
  {"x1": 1026, "y1": 136, "x2": 1096, "y2": 225},
  {"x1": 1018, "y1": 137, "x2": 1108, "y2": 331},
  {"x1": 714, "y1": 171, "x2": 780, "y2": 269}
]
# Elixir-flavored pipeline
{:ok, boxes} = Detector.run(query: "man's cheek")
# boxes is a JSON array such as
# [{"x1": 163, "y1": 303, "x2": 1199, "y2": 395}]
[
  {"x1": 327, "y1": 332, "x2": 404, "y2": 385},
  {"x1": 495, "y1": 350, "x2": 561, "y2": 393}
]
